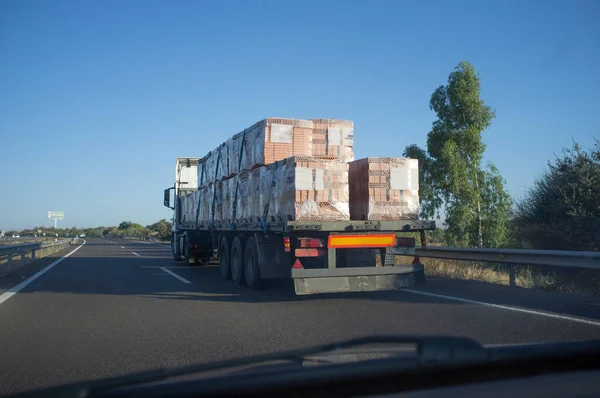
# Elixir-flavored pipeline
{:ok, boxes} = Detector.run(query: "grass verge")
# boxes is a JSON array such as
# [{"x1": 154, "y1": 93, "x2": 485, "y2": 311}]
[{"x1": 395, "y1": 255, "x2": 600, "y2": 296}]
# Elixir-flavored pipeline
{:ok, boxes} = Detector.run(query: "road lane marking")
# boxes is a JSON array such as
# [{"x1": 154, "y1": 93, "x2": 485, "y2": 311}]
[
  {"x1": 0, "y1": 240, "x2": 87, "y2": 306},
  {"x1": 160, "y1": 267, "x2": 191, "y2": 284},
  {"x1": 120, "y1": 246, "x2": 125, "y2": 249},
  {"x1": 401, "y1": 288, "x2": 600, "y2": 327},
  {"x1": 132, "y1": 252, "x2": 140, "y2": 256}
]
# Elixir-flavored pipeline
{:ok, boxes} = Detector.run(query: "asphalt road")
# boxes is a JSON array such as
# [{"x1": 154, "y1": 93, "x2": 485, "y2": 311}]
[{"x1": 1, "y1": 238, "x2": 600, "y2": 395}]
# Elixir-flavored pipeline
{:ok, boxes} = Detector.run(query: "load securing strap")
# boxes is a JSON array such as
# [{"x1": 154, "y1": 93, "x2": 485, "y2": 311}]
[
  {"x1": 195, "y1": 159, "x2": 206, "y2": 229},
  {"x1": 231, "y1": 129, "x2": 246, "y2": 229},
  {"x1": 210, "y1": 148, "x2": 222, "y2": 229}
]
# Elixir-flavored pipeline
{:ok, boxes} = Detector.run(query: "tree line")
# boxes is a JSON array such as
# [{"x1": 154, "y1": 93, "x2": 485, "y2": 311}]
[
  {"x1": 405, "y1": 61, "x2": 598, "y2": 251},
  {"x1": 3, "y1": 219, "x2": 173, "y2": 242}
]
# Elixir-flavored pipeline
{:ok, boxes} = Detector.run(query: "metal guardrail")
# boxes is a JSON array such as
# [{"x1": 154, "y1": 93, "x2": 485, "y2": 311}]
[
  {"x1": 414, "y1": 246, "x2": 600, "y2": 287},
  {"x1": 414, "y1": 246, "x2": 600, "y2": 269},
  {"x1": 0, "y1": 239, "x2": 77, "y2": 275},
  {"x1": 121, "y1": 236, "x2": 169, "y2": 244}
]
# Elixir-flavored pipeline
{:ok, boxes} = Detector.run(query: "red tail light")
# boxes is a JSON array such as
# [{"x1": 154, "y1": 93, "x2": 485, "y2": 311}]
[
  {"x1": 396, "y1": 237, "x2": 416, "y2": 247},
  {"x1": 298, "y1": 238, "x2": 323, "y2": 248},
  {"x1": 283, "y1": 237, "x2": 291, "y2": 252}
]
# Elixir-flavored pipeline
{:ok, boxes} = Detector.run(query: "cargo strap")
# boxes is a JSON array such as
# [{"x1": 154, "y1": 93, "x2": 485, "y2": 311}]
[
  {"x1": 260, "y1": 166, "x2": 276, "y2": 232},
  {"x1": 210, "y1": 148, "x2": 222, "y2": 229},
  {"x1": 195, "y1": 159, "x2": 206, "y2": 229},
  {"x1": 231, "y1": 129, "x2": 246, "y2": 229}
]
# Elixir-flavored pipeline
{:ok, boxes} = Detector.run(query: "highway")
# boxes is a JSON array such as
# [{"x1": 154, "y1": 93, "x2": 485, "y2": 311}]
[{"x1": 1, "y1": 238, "x2": 600, "y2": 395}]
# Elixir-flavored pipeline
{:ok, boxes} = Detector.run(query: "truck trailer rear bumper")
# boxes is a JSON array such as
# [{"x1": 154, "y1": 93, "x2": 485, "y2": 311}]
[{"x1": 292, "y1": 264, "x2": 425, "y2": 295}]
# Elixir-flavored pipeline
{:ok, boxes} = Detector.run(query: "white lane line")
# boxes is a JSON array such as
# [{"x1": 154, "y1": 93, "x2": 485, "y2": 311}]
[
  {"x1": 160, "y1": 267, "x2": 192, "y2": 284},
  {"x1": 0, "y1": 240, "x2": 87, "y2": 306},
  {"x1": 120, "y1": 246, "x2": 125, "y2": 249},
  {"x1": 401, "y1": 288, "x2": 600, "y2": 327},
  {"x1": 132, "y1": 252, "x2": 140, "y2": 257}
]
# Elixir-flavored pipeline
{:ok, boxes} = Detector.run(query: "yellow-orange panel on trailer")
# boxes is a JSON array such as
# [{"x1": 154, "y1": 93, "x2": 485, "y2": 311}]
[{"x1": 327, "y1": 234, "x2": 396, "y2": 248}]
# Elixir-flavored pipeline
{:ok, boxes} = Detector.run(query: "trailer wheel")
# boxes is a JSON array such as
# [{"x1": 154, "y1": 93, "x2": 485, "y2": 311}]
[
  {"x1": 172, "y1": 234, "x2": 183, "y2": 262},
  {"x1": 219, "y1": 237, "x2": 231, "y2": 280},
  {"x1": 230, "y1": 237, "x2": 245, "y2": 286},
  {"x1": 183, "y1": 237, "x2": 191, "y2": 265},
  {"x1": 244, "y1": 237, "x2": 260, "y2": 289}
]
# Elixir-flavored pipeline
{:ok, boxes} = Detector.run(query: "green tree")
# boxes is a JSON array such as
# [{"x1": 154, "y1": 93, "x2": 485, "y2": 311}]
[
  {"x1": 118, "y1": 221, "x2": 133, "y2": 230},
  {"x1": 116, "y1": 221, "x2": 148, "y2": 236},
  {"x1": 404, "y1": 61, "x2": 512, "y2": 247},
  {"x1": 147, "y1": 219, "x2": 173, "y2": 241},
  {"x1": 514, "y1": 140, "x2": 600, "y2": 251}
]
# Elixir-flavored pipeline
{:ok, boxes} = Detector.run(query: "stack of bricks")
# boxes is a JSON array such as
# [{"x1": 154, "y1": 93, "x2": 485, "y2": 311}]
[
  {"x1": 199, "y1": 117, "x2": 354, "y2": 189},
  {"x1": 201, "y1": 144, "x2": 228, "y2": 185},
  {"x1": 221, "y1": 178, "x2": 234, "y2": 225},
  {"x1": 311, "y1": 119, "x2": 354, "y2": 162},
  {"x1": 266, "y1": 156, "x2": 350, "y2": 222},
  {"x1": 189, "y1": 117, "x2": 423, "y2": 224},
  {"x1": 226, "y1": 118, "x2": 315, "y2": 177},
  {"x1": 180, "y1": 191, "x2": 199, "y2": 228},
  {"x1": 234, "y1": 168, "x2": 262, "y2": 222},
  {"x1": 195, "y1": 117, "x2": 355, "y2": 223},
  {"x1": 212, "y1": 180, "x2": 225, "y2": 224},
  {"x1": 349, "y1": 158, "x2": 419, "y2": 221}
]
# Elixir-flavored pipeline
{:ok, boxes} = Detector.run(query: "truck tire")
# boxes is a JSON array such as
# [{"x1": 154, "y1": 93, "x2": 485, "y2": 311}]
[
  {"x1": 219, "y1": 237, "x2": 231, "y2": 280},
  {"x1": 414, "y1": 269, "x2": 427, "y2": 285},
  {"x1": 183, "y1": 236, "x2": 191, "y2": 265},
  {"x1": 230, "y1": 237, "x2": 245, "y2": 285},
  {"x1": 172, "y1": 234, "x2": 183, "y2": 261},
  {"x1": 244, "y1": 237, "x2": 260, "y2": 289}
]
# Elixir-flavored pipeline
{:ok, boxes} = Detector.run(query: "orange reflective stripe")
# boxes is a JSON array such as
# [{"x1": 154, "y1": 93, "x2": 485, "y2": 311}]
[{"x1": 327, "y1": 234, "x2": 396, "y2": 248}]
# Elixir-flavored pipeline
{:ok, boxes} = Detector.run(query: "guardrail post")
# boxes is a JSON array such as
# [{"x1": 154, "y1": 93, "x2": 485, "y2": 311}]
[
  {"x1": 32, "y1": 249, "x2": 36, "y2": 260},
  {"x1": 7, "y1": 254, "x2": 12, "y2": 272},
  {"x1": 21, "y1": 251, "x2": 25, "y2": 262},
  {"x1": 508, "y1": 264, "x2": 516, "y2": 287}
]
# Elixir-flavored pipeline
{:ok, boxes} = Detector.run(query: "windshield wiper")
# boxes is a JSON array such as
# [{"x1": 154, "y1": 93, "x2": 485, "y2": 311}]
[{"x1": 12, "y1": 335, "x2": 488, "y2": 398}]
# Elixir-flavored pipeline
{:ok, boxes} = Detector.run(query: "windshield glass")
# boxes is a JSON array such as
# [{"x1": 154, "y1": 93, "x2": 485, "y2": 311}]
[{"x1": 1, "y1": 0, "x2": 599, "y2": 395}]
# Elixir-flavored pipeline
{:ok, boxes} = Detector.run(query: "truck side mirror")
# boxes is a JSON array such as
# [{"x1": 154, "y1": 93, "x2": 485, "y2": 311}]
[{"x1": 164, "y1": 188, "x2": 174, "y2": 209}]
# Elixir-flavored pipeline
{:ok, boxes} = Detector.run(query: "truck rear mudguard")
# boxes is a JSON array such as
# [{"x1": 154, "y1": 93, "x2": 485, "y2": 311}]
[{"x1": 292, "y1": 264, "x2": 425, "y2": 295}]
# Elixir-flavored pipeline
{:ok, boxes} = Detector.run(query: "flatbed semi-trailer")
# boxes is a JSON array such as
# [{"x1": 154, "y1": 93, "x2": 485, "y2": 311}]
[{"x1": 164, "y1": 157, "x2": 435, "y2": 295}]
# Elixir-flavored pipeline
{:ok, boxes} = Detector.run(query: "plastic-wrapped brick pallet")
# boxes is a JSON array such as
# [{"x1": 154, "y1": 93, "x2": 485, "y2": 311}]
[
  {"x1": 228, "y1": 118, "x2": 315, "y2": 176},
  {"x1": 213, "y1": 180, "x2": 225, "y2": 224},
  {"x1": 199, "y1": 144, "x2": 228, "y2": 188},
  {"x1": 232, "y1": 168, "x2": 261, "y2": 222},
  {"x1": 198, "y1": 185, "x2": 211, "y2": 226},
  {"x1": 180, "y1": 191, "x2": 199, "y2": 228},
  {"x1": 349, "y1": 157, "x2": 420, "y2": 220},
  {"x1": 193, "y1": 117, "x2": 356, "y2": 225},
  {"x1": 199, "y1": 117, "x2": 354, "y2": 189},
  {"x1": 260, "y1": 156, "x2": 350, "y2": 222},
  {"x1": 311, "y1": 119, "x2": 354, "y2": 162}
]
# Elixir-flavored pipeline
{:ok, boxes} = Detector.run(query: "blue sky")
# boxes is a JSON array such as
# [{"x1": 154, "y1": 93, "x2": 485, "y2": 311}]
[{"x1": 1, "y1": 0, "x2": 598, "y2": 230}]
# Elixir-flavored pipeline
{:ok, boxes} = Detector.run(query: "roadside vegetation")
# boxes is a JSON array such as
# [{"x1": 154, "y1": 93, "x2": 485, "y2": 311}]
[
  {"x1": 403, "y1": 61, "x2": 599, "y2": 294},
  {"x1": 3, "y1": 219, "x2": 173, "y2": 242}
]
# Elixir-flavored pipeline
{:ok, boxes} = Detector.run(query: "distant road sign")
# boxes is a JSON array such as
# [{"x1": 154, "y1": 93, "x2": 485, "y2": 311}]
[{"x1": 48, "y1": 211, "x2": 64, "y2": 220}]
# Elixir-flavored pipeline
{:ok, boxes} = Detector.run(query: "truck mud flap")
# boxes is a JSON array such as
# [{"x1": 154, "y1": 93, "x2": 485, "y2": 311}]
[{"x1": 292, "y1": 265, "x2": 424, "y2": 295}]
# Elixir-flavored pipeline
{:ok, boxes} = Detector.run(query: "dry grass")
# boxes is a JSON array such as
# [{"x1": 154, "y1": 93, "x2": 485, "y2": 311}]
[{"x1": 395, "y1": 255, "x2": 600, "y2": 296}]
